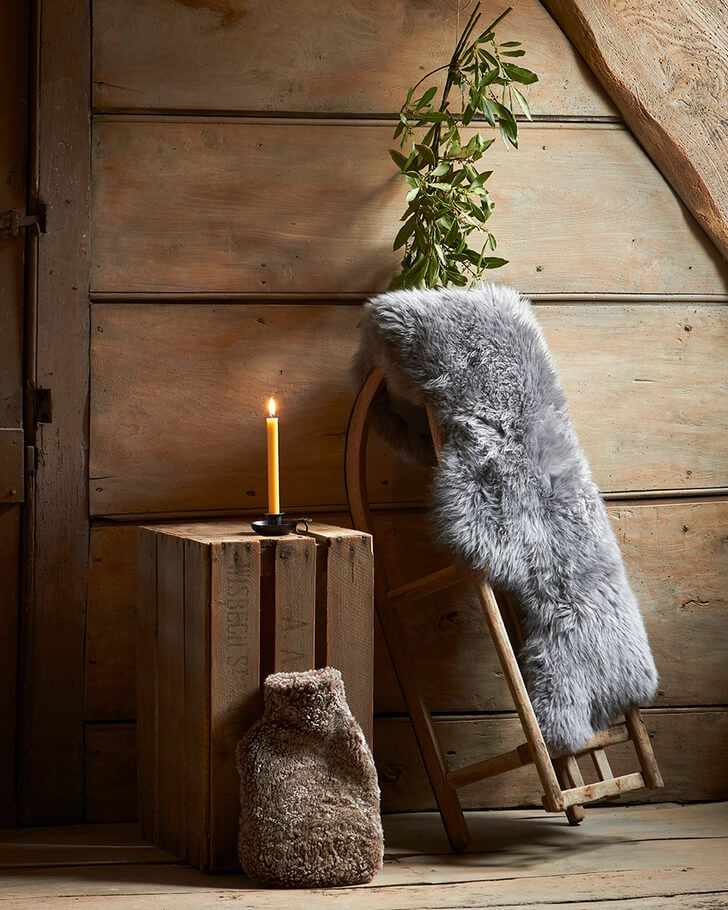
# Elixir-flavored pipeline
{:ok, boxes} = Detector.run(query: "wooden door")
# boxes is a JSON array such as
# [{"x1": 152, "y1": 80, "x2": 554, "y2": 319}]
[
  {"x1": 16, "y1": 0, "x2": 90, "y2": 823},
  {"x1": 0, "y1": 0, "x2": 30, "y2": 826}
]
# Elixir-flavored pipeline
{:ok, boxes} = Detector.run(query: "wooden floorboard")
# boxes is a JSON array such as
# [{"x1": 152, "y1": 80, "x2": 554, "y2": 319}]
[{"x1": 0, "y1": 804, "x2": 726, "y2": 908}]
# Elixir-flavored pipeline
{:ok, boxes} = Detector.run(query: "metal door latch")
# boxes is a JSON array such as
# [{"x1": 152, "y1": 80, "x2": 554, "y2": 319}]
[{"x1": 1, "y1": 206, "x2": 46, "y2": 237}]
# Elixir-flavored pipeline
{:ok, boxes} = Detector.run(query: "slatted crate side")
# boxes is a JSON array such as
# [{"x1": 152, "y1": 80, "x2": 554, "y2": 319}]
[
  {"x1": 208, "y1": 538, "x2": 262, "y2": 870},
  {"x1": 307, "y1": 525, "x2": 375, "y2": 745},
  {"x1": 135, "y1": 528, "x2": 158, "y2": 841},
  {"x1": 91, "y1": 122, "x2": 728, "y2": 297},
  {"x1": 92, "y1": 0, "x2": 617, "y2": 117},
  {"x1": 183, "y1": 538, "x2": 212, "y2": 870}
]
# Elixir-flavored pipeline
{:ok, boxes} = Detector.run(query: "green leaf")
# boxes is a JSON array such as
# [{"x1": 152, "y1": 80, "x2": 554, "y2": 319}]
[
  {"x1": 499, "y1": 119, "x2": 518, "y2": 148},
  {"x1": 389, "y1": 149, "x2": 408, "y2": 170},
  {"x1": 393, "y1": 216, "x2": 416, "y2": 251},
  {"x1": 502, "y1": 49, "x2": 526, "y2": 57},
  {"x1": 431, "y1": 162, "x2": 451, "y2": 177},
  {"x1": 405, "y1": 186, "x2": 420, "y2": 203},
  {"x1": 501, "y1": 41, "x2": 521, "y2": 47},
  {"x1": 481, "y1": 98, "x2": 497, "y2": 126},
  {"x1": 393, "y1": 121, "x2": 405, "y2": 140},
  {"x1": 480, "y1": 67, "x2": 499, "y2": 86},
  {"x1": 418, "y1": 85, "x2": 438, "y2": 107},
  {"x1": 418, "y1": 111, "x2": 449, "y2": 123},
  {"x1": 415, "y1": 143, "x2": 436, "y2": 166},
  {"x1": 501, "y1": 63, "x2": 539, "y2": 84},
  {"x1": 512, "y1": 86, "x2": 532, "y2": 120},
  {"x1": 482, "y1": 256, "x2": 508, "y2": 268},
  {"x1": 488, "y1": 98, "x2": 514, "y2": 121}
]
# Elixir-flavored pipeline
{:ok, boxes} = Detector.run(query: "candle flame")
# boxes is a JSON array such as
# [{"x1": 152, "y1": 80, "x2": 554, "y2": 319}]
[{"x1": 267, "y1": 397, "x2": 277, "y2": 417}]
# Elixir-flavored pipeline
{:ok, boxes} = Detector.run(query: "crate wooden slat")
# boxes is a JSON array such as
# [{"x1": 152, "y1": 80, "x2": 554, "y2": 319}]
[{"x1": 137, "y1": 521, "x2": 373, "y2": 871}]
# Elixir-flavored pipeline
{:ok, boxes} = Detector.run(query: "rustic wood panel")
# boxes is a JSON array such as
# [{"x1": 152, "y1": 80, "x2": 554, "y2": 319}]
[
  {"x1": 543, "y1": 0, "x2": 728, "y2": 261},
  {"x1": 155, "y1": 534, "x2": 186, "y2": 859},
  {"x1": 311, "y1": 527, "x2": 375, "y2": 745},
  {"x1": 92, "y1": 0, "x2": 616, "y2": 118},
  {"x1": 86, "y1": 524, "x2": 139, "y2": 721},
  {"x1": 86, "y1": 497, "x2": 728, "y2": 721},
  {"x1": 19, "y1": 0, "x2": 90, "y2": 824},
  {"x1": 209, "y1": 539, "x2": 261, "y2": 869},
  {"x1": 91, "y1": 122, "x2": 728, "y2": 296},
  {"x1": 84, "y1": 724, "x2": 137, "y2": 823},
  {"x1": 0, "y1": 506, "x2": 20, "y2": 823},
  {"x1": 0, "y1": 0, "x2": 26, "y2": 431},
  {"x1": 375, "y1": 708, "x2": 728, "y2": 811},
  {"x1": 83, "y1": 708, "x2": 728, "y2": 820},
  {"x1": 0, "y1": 0, "x2": 28, "y2": 827},
  {"x1": 374, "y1": 499, "x2": 728, "y2": 711},
  {"x1": 136, "y1": 530, "x2": 157, "y2": 842},
  {"x1": 90, "y1": 302, "x2": 728, "y2": 517},
  {"x1": 273, "y1": 536, "x2": 316, "y2": 672},
  {"x1": 2, "y1": 807, "x2": 728, "y2": 908}
]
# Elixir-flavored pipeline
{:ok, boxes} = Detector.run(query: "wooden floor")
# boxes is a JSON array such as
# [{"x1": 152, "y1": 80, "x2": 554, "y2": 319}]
[{"x1": 1, "y1": 803, "x2": 727, "y2": 908}]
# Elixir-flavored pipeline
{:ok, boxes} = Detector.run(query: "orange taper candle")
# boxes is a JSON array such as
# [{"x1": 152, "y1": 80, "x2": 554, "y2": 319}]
[{"x1": 266, "y1": 397, "x2": 280, "y2": 514}]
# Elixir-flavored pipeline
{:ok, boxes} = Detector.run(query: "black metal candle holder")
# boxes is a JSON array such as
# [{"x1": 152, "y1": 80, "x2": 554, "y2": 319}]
[{"x1": 251, "y1": 512, "x2": 298, "y2": 536}]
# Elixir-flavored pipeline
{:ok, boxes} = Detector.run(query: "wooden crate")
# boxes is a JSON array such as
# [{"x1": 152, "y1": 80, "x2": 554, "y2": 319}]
[{"x1": 137, "y1": 520, "x2": 374, "y2": 871}]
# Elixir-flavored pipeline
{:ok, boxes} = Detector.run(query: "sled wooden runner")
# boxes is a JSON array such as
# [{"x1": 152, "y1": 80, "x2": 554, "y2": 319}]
[{"x1": 345, "y1": 367, "x2": 664, "y2": 852}]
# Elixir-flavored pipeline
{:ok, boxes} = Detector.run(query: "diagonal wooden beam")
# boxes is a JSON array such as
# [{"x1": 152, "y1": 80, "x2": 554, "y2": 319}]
[{"x1": 542, "y1": 0, "x2": 728, "y2": 263}]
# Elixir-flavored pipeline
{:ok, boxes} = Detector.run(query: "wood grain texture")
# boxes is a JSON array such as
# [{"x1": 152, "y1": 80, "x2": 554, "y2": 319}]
[
  {"x1": 90, "y1": 121, "x2": 728, "y2": 296},
  {"x1": 183, "y1": 539, "x2": 210, "y2": 870},
  {"x1": 273, "y1": 536, "x2": 316, "y2": 672},
  {"x1": 0, "y1": 0, "x2": 26, "y2": 430},
  {"x1": 310, "y1": 527, "x2": 375, "y2": 744},
  {"x1": 375, "y1": 708, "x2": 728, "y2": 811},
  {"x1": 86, "y1": 524, "x2": 139, "y2": 721},
  {"x1": 2, "y1": 806, "x2": 727, "y2": 908},
  {"x1": 84, "y1": 724, "x2": 137, "y2": 823},
  {"x1": 542, "y1": 0, "x2": 728, "y2": 261},
  {"x1": 154, "y1": 534, "x2": 186, "y2": 858},
  {"x1": 373, "y1": 499, "x2": 728, "y2": 712},
  {"x1": 18, "y1": 0, "x2": 90, "y2": 823},
  {"x1": 0, "y1": 0, "x2": 26, "y2": 826},
  {"x1": 136, "y1": 530, "x2": 157, "y2": 842},
  {"x1": 209, "y1": 539, "x2": 261, "y2": 869},
  {"x1": 0, "y1": 507, "x2": 20, "y2": 824},
  {"x1": 77, "y1": 707, "x2": 728, "y2": 819},
  {"x1": 86, "y1": 497, "x2": 728, "y2": 727},
  {"x1": 92, "y1": 0, "x2": 616, "y2": 118},
  {"x1": 90, "y1": 302, "x2": 728, "y2": 517},
  {"x1": 0, "y1": 874, "x2": 726, "y2": 910}
]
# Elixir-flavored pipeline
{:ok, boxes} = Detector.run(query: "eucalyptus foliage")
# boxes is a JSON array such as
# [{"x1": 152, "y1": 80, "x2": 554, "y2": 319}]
[{"x1": 390, "y1": 3, "x2": 538, "y2": 289}]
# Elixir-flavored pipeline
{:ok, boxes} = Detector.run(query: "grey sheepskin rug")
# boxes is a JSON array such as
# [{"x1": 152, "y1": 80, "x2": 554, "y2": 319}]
[
  {"x1": 356, "y1": 284, "x2": 658, "y2": 753},
  {"x1": 235, "y1": 667, "x2": 383, "y2": 888}
]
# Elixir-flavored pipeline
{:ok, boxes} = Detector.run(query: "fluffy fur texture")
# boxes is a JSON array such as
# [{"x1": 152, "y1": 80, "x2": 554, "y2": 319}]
[
  {"x1": 356, "y1": 284, "x2": 658, "y2": 752},
  {"x1": 235, "y1": 667, "x2": 383, "y2": 888}
]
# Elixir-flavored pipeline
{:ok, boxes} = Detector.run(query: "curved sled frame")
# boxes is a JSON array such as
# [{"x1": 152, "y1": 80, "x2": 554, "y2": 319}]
[{"x1": 345, "y1": 368, "x2": 663, "y2": 852}]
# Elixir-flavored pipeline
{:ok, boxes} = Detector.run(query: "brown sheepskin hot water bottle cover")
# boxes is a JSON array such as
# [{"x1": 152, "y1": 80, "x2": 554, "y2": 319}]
[{"x1": 235, "y1": 667, "x2": 384, "y2": 887}]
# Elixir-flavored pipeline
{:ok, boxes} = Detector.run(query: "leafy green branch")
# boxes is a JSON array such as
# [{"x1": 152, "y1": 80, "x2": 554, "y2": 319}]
[{"x1": 390, "y1": 2, "x2": 538, "y2": 289}]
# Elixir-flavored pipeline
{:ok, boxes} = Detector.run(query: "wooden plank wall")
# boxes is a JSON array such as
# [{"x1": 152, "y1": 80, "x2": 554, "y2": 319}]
[
  {"x1": 85, "y1": 0, "x2": 728, "y2": 819},
  {"x1": 0, "y1": 0, "x2": 29, "y2": 825}
]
